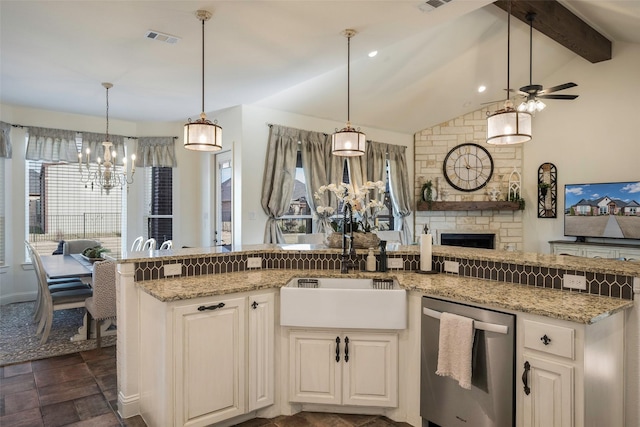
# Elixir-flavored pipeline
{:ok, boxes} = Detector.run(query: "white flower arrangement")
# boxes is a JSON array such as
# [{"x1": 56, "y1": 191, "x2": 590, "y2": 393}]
[{"x1": 314, "y1": 181, "x2": 386, "y2": 232}]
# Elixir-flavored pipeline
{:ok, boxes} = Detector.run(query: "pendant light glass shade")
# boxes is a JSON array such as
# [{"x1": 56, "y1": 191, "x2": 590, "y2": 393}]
[
  {"x1": 184, "y1": 10, "x2": 222, "y2": 152},
  {"x1": 486, "y1": 0, "x2": 532, "y2": 145},
  {"x1": 332, "y1": 29, "x2": 365, "y2": 157},
  {"x1": 487, "y1": 101, "x2": 532, "y2": 145}
]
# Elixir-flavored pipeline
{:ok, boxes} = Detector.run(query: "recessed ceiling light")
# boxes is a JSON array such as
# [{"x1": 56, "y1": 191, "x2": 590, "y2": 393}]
[
  {"x1": 478, "y1": 85, "x2": 487, "y2": 93},
  {"x1": 368, "y1": 50, "x2": 378, "y2": 58}
]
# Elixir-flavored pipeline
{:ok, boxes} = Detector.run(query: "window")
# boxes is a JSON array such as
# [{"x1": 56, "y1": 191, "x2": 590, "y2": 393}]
[
  {"x1": 215, "y1": 153, "x2": 232, "y2": 247},
  {"x1": 0, "y1": 158, "x2": 5, "y2": 265},
  {"x1": 276, "y1": 151, "x2": 312, "y2": 244},
  {"x1": 144, "y1": 167, "x2": 172, "y2": 246},
  {"x1": 26, "y1": 160, "x2": 122, "y2": 258}
]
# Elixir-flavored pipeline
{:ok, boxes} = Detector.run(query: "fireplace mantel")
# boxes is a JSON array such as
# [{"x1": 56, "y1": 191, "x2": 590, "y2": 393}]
[{"x1": 416, "y1": 201, "x2": 521, "y2": 211}]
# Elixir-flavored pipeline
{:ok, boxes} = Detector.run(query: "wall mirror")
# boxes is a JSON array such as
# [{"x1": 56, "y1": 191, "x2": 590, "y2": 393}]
[{"x1": 537, "y1": 163, "x2": 557, "y2": 218}]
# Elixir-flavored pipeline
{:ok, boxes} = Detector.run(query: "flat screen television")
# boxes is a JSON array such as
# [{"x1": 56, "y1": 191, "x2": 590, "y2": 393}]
[{"x1": 564, "y1": 181, "x2": 640, "y2": 240}]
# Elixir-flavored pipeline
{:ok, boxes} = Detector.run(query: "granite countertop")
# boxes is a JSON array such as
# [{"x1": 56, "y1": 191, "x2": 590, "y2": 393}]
[
  {"x1": 136, "y1": 269, "x2": 633, "y2": 325},
  {"x1": 122, "y1": 244, "x2": 640, "y2": 277}
]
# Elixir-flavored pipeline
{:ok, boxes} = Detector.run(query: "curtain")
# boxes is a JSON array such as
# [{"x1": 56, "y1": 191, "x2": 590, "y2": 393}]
[
  {"x1": 299, "y1": 131, "x2": 335, "y2": 235},
  {"x1": 135, "y1": 137, "x2": 176, "y2": 167},
  {"x1": 387, "y1": 144, "x2": 413, "y2": 245},
  {"x1": 80, "y1": 132, "x2": 125, "y2": 164},
  {"x1": 0, "y1": 122, "x2": 11, "y2": 159},
  {"x1": 365, "y1": 141, "x2": 388, "y2": 229},
  {"x1": 260, "y1": 125, "x2": 300, "y2": 243},
  {"x1": 25, "y1": 127, "x2": 78, "y2": 162}
]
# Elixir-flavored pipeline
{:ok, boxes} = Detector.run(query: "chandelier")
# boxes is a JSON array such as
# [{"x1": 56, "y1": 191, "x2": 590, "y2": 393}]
[
  {"x1": 79, "y1": 82, "x2": 136, "y2": 193},
  {"x1": 332, "y1": 29, "x2": 366, "y2": 156},
  {"x1": 486, "y1": 0, "x2": 532, "y2": 145},
  {"x1": 184, "y1": 10, "x2": 222, "y2": 152}
]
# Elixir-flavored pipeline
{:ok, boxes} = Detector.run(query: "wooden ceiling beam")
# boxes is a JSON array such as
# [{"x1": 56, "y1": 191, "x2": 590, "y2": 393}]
[{"x1": 494, "y1": 0, "x2": 611, "y2": 63}]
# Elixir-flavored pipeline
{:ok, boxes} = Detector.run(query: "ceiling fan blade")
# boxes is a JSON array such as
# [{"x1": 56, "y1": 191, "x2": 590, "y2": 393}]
[
  {"x1": 538, "y1": 94, "x2": 579, "y2": 100},
  {"x1": 540, "y1": 82, "x2": 577, "y2": 95}
]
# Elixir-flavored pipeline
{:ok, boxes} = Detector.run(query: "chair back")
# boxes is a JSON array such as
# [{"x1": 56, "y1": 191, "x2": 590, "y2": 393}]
[
  {"x1": 63, "y1": 239, "x2": 101, "y2": 255},
  {"x1": 142, "y1": 238, "x2": 156, "y2": 251},
  {"x1": 87, "y1": 260, "x2": 117, "y2": 320},
  {"x1": 131, "y1": 236, "x2": 144, "y2": 252},
  {"x1": 159, "y1": 240, "x2": 173, "y2": 250}
]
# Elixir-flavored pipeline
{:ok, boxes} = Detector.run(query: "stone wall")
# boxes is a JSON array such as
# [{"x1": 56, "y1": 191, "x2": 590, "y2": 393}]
[{"x1": 414, "y1": 104, "x2": 524, "y2": 251}]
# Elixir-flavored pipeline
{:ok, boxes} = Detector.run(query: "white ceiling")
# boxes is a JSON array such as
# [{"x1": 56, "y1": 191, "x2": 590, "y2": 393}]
[{"x1": 1, "y1": 1, "x2": 639, "y2": 134}]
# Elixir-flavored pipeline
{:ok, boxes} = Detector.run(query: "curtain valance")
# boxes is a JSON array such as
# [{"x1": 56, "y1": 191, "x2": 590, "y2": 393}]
[
  {"x1": 25, "y1": 126, "x2": 78, "y2": 162},
  {"x1": 135, "y1": 137, "x2": 177, "y2": 168},
  {"x1": 0, "y1": 122, "x2": 12, "y2": 159},
  {"x1": 80, "y1": 132, "x2": 125, "y2": 165}
]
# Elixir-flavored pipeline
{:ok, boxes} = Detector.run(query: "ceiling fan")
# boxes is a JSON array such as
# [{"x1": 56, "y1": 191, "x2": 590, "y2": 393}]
[{"x1": 513, "y1": 12, "x2": 579, "y2": 113}]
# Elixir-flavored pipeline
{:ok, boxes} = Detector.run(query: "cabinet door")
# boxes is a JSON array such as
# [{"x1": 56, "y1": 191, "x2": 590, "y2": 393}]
[
  {"x1": 583, "y1": 247, "x2": 617, "y2": 259},
  {"x1": 289, "y1": 330, "x2": 341, "y2": 405},
  {"x1": 248, "y1": 292, "x2": 275, "y2": 411},
  {"x1": 522, "y1": 354, "x2": 573, "y2": 427},
  {"x1": 174, "y1": 297, "x2": 246, "y2": 427},
  {"x1": 342, "y1": 332, "x2": 398, "y2": 407}
]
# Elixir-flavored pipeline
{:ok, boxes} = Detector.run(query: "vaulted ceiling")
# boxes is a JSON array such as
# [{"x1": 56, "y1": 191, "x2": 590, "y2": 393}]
[{"x1": 1, "y1": 1, "x2": 638, "y2": 134}]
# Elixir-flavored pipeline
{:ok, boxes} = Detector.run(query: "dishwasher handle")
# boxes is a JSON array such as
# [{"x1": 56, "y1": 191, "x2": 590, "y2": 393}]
[{"x1": 422, "y1": 307, "x2": 509, "y2": 335}]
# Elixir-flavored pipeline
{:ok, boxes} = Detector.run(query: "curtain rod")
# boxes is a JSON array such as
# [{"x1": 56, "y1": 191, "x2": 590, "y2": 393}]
[
  {"x1": 266, "y1": 122, "x2": 329, "y2": 137},
  {"x1": 6, "y1": 123, "x2": 177, "y2": 140}
]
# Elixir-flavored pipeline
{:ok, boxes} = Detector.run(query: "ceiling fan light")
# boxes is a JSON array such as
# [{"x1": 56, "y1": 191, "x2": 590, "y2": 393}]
[
  {"x1": 487, "y1": 108, "x2": 532, "y2": 145},
  {"x1": 535, "y1": 100, "x2": 546, "y2": 111},
  {"x1": 517, "y1": 101, "x2": 527, "y2": 112},
  {"x1": 331, "y1": 124, "x2": 366, "y2": 156}
]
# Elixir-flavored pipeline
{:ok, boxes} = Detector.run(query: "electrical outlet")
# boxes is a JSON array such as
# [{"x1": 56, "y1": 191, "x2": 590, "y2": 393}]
[
  {"x1": 563, "y1": 273, "x2": 586, "y2": 290},
  {"x1": 444, "y1": 260, "x2": 459, "y2": 274},
  {"x1": 163, "y1": 263, "x2": 182, "y2": 277},
  {"x1": 247, "y1": 257, "x2": 262, "y2": 268},
  {"x1": 387, "y1": 258, "x2": 403, "y2": 269}
]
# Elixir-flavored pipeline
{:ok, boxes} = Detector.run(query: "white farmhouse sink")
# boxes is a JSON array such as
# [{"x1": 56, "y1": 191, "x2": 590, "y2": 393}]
[{"x1": 280, "y1": 278, "x2": 407, "y2": 330}]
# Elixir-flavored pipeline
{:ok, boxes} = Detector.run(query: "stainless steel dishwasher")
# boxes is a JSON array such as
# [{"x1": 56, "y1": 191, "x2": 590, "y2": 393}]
[{"x1": 421, "y1": 296, "x2": 515, "y2": 427}]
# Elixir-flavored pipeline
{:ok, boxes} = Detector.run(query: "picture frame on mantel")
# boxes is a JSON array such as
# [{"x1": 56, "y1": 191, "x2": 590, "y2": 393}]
[{"x1": 538, "y1": 163, "x2": 557, "y2": 218}]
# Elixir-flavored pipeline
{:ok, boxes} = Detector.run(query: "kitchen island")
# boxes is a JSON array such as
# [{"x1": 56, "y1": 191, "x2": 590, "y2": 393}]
[{"x1": 116, "y1": 244, "x2": 638, "y2": 427}]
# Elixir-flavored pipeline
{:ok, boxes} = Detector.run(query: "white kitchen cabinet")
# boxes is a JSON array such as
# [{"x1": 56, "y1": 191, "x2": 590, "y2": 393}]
[
  {"x1": 550, "y1": 241, "x2": 640, "y2": 260},
  {"x1": 174, "y1": 296, "x2": 246, "y2": 427},
  {"x1": 289, "y1": 330, "x2": 398, "y2": 408},
  {"x1": 517, "y1": 312, "x2": 624, "y2": 427},
  {"x1": 138, "y1": 289, "x2": 275, "y2": 427},
  {"x1": 248, "y1": 292, "x2": 275, "y2": 411}
]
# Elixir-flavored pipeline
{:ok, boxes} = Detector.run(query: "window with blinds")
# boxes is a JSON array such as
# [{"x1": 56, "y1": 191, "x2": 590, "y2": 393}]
[
  {"x1": 0, "y1": 158, "x2": 5, "y2": 265},
  {"x1": 26, "y1": 137, "x2": 123, "y2": 258},
  {"x1": 144, "y1": 167, "x2": 172, "y2": 246}
]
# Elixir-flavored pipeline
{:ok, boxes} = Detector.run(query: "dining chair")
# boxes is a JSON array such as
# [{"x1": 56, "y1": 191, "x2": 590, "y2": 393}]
[
  {"x1": 25, "y1": 241, "x2": 89, "y2": 323},
  {"x1": 62, "y1": 239, "x2": 101, "y2": 255},
  {"x1": 130, "y1": 236, "x2": 144, "y2": 252},
  {"x1": 141, "y1": 238, "x2": 156, "y2": 251},
  {"x1": 85, "y1": 260, "x2": 116, "y2": 348},
  {"x1": 159, "y1": 240, "x2": 173, "y2": 250},
  {"x1": 30, "y1": 244, "x2": 93, "y2": 345}
]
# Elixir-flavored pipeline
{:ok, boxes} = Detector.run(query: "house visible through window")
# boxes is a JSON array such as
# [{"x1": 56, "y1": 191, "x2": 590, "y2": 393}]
[
  {"x1": 144, "y1": 167, "x2": 172, "y2": 248},
  {"x1": 277, "y1": 150, "x2": 312, "y2": 244},
  {"x1": 0, "y1": 158, "x2": 5, "y2": 265}
]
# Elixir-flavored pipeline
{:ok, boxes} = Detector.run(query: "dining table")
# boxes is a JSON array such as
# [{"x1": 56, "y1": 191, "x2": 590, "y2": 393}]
[
  {"x1": 38, "y1": 254, "x2": 97, "y2": 341},
  {"x1": 39, "y1": 254, "x2": 94, "y2": 279}
]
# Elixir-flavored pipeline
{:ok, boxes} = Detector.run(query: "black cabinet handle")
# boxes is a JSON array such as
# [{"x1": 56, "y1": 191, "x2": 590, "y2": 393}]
[
  {"x1": 197, "y1": 302, "x2": 225, "y2": 311},
  {"x1": 522, "y1": 361, "x2": 531, "y2": 395},
  {"x1": 540, "y1": 334, "x2": 552, "y2": 345},
  {"x1": 344, "y1": 336, "x2": 349, "y2": 362},
  {"x1": 335, "y1": 337, "x2": 341, "y2": 362},
  {"x1": 251, "y1": 301, "x2": 258, "y2": 309}
]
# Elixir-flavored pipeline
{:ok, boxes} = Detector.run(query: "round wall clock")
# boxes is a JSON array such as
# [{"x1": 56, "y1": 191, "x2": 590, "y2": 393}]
[{"x1": 442, "y1": 143, "x2": 494, "y2": 192}]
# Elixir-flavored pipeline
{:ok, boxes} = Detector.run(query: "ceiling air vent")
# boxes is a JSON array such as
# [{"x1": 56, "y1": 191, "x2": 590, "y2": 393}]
[
  {"x1": 144, "y1": 30, "x2": 180, "y2": 44},
  {"x1": 419, "y1": 0, "x2": 452, "y2": 13}
]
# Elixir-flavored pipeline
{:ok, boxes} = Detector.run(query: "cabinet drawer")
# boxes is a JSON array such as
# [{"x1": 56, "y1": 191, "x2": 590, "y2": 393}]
[{"x1": 523, "y1": 319, "x2": 574, "y2": 359}]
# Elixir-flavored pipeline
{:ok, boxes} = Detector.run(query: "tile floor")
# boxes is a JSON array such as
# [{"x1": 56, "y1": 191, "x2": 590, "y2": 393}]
[{"x1": 1, "y1": 347, "x2": 413, "y2": 427}]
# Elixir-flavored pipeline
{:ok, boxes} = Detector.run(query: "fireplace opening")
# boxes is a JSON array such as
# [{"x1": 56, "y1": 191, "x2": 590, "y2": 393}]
[{"x1": 440, "y1": 233, "x2": 495, "y2": 249}]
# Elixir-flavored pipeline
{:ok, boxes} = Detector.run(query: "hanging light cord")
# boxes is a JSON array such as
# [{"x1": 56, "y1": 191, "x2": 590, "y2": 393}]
[
  {"x1": 201, "y1": 16, "x2": 205, "y2": 114},
  {"x1": 105, "y1": 85, "x2": 110, "y2": 141},
  {"x1": 528, "y1": 13, "x2": 534, "y2": 86},
  {"x1": 505, "y1": 0, "x2": 511, "y2": 103},
  {"x1": 347, "y1": 33, "x2": 351, "y2": 124}
]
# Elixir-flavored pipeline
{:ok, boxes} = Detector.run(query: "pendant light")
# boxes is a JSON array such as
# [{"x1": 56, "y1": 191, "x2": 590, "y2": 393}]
[
  {"x1": 332, "y1": 29, "x2": 366, "y2": 157},
  {"x1": 486, "y1": 0, "x2": 532, "y2": 145},
  {"x1": 184, "y1": 10, "x2": 222, "y2": 152}
]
